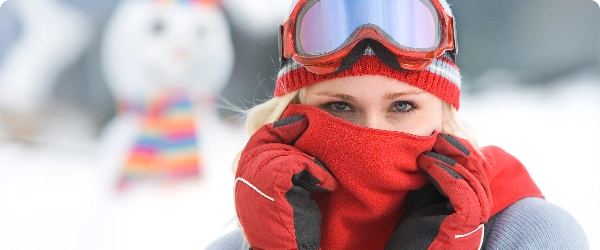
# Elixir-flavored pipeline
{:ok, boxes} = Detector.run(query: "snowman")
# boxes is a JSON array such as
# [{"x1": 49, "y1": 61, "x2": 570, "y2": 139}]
[{"x1": 77, "y1": 0, "x2": 246, "y2": 249}]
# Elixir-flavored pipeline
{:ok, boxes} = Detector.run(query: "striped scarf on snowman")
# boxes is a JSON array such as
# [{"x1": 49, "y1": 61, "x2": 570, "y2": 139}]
[{"x1": 116, "y1": 92, "x2": 202, "y2": 190}]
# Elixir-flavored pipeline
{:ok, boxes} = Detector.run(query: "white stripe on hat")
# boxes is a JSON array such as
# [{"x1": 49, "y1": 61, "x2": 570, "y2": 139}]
[{"x1": 426, "y1": 54, "x2": 461, "y2": 89}]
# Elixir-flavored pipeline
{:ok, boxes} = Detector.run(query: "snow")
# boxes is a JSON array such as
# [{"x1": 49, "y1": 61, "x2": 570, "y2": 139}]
[{"x1": 0, "y1": 70, "x2": 598, "y2": 250}]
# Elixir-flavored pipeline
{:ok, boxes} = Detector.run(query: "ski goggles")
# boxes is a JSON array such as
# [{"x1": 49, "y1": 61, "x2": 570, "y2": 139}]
[{"x1": 279, "y1": 0, "x2": 457, "y2": 74}]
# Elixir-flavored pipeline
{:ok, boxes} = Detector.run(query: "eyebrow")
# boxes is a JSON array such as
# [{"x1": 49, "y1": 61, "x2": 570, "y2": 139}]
[
  {"x1": 383, "y1": 90, "x2": 425, "y2": 100},
  {"x1": 313, "y1": 91, "x2": 356, "y2": 102},
  {"x1": 314, "y1": 89, "x2": 425, "y2": 101}
]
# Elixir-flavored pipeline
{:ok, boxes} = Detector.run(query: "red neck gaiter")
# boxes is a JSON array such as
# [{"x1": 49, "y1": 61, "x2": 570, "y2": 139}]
[
  {"x1": 282, "y1": 104, "x2": 438, "y2": 250},
  {"x1": 281, "y1": 104, "x2": 543, "y2": 250}
]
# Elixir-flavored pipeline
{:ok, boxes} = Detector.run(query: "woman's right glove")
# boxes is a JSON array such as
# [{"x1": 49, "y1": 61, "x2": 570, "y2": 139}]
[
  {"x1": 234, "y1": 115, "x2": 337, "y2": 250},
  {"x1": 385, "y1": 133, "x2": 492, "y2": 250}
]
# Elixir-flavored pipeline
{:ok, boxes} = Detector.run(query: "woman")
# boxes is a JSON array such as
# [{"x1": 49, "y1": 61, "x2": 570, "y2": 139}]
[{"x1": 208, "y1": 0, "x2": 588, "y2": 249}]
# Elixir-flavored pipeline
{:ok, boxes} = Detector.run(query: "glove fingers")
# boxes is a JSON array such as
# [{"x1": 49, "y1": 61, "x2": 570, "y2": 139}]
[
  {"x1": 308, "y1": 158, "x2": 337, "y2": 191},
  {"x1": 245, "y1": 115, "x2": 308, "y2": 149},
  {"x1": 274, "y1": 154, "x2": 337, "y2": 192},
  {"x1": 419, "y1": 151, "x2": 483, "y2": 194},
  {"x1": 418, "y1": 152, "x2": 489, "y2": 222},
  {"x1": 241, "y1": 150, "x2": 336, "y2": 195},
  {"x1": 421, "y1": 162, "x2": 482, "y2": 227},
  {"x1": 432, "y1": 134, "x2": 492, "y2": 217},
  {"x1": 419, "y1": 153, "x2": 475, "y2": 199},
  {"x1": 433, "y1": 134, "x2": 489, "y2": 180},
  {"x1": 434, "y1": 133, "x2": 473, "y2": 157}
]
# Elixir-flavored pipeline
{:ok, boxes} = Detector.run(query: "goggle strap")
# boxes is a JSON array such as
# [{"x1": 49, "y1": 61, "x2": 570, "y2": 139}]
[
  {"x1": 336, "y1": 40, "x2": 371, "y2": 73},
  {"x1": 450, "y1": 49, "x2": 457, "y2": 63},
  {"x1": 368, "y1": 40, "x2": 404, "y2": 71},
  {"x1": 278, "y1": 24, "x2": 285, "y2": 69}
]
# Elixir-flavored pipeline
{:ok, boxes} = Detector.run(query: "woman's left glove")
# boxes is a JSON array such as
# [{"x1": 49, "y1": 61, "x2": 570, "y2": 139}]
[
  {"x1": 385, "y1": 133, "x2": 492, "y2": 250},
  {"x1": 234, "y1": 115, "x2": 337, "y2": 250}
]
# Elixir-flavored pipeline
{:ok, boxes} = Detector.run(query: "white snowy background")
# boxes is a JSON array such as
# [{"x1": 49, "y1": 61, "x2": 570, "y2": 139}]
[{"x1": 0, "y1": 0, "x2": 598, "y2": 249}]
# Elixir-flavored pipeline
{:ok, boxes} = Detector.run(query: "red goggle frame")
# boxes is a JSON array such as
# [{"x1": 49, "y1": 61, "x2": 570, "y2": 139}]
[{"x1": 279, "y1": 0, "x2": 457, "y2": 74}]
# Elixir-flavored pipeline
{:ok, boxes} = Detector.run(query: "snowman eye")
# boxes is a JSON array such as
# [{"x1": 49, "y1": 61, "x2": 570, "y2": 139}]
[{"x1": 151, "y1": 19, "x2": 165, "y2": 34}]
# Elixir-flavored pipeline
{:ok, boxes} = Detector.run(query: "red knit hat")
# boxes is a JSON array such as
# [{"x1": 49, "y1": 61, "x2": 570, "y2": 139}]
[{"x1": 275, "y1": 47, "x2": 462, "y2": 109}]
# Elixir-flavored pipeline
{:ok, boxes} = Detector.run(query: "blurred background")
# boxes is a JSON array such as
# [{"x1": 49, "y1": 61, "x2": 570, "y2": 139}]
[{"x1": 0, "y1": 0, "x2": 598, "y2": 249}]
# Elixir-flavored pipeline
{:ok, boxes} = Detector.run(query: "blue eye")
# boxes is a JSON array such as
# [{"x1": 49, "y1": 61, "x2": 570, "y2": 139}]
[
  {"x1": 330, "y1": 102, "x2": 351, "y2": 111},
  {"x1": 393, "y1": 101, "x2": 414, "y2": 112}
]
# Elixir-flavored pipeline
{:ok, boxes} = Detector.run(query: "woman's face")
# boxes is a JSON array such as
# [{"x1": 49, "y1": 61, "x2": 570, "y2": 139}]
[{"x1": 303, "y1": 75, "x2": 445, "y2": 136}]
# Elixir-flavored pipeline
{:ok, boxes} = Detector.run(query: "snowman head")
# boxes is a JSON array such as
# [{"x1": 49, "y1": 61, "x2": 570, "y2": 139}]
[{"x1": 101, "y1": 0, "x2": 234, "y2": 103}]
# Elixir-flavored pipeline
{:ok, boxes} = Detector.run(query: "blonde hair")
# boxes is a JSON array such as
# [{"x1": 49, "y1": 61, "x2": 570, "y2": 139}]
[
  {"x1": 244, "y1": 90, "x2": 303, "y2": 136},
  {"x1": 233, "y1": 88, "x2": 479, "y2": 171}
]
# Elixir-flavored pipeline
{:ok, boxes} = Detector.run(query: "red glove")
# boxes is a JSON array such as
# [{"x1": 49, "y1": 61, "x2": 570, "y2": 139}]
[
  {"x1": 385, "y1": 133, "x2": 492, "y2": 250},
  {"x1": 234, "y1": 115, "x2": 337, "y2": 250}
]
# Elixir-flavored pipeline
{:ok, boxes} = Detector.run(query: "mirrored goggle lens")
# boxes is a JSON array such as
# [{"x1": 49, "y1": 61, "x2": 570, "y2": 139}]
[{"x1": 297, "y1": 0, "x2": 440, "y2": 56}]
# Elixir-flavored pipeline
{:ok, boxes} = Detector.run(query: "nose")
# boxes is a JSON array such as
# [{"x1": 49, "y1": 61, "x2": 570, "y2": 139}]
[{"x1": 359, "y1": 111, "x2": 388, "y2": 130}]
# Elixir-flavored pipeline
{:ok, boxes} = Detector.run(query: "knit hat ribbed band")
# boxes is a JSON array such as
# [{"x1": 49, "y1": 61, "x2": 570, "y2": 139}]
[{"x1": 275, "y1": 48, "x2": 462, "y2": 109}]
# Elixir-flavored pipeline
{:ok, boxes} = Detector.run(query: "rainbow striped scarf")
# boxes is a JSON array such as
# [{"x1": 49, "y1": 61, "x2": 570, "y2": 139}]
[{"x1": 117, "y1": 93, "x2": 201, "y2": 190}]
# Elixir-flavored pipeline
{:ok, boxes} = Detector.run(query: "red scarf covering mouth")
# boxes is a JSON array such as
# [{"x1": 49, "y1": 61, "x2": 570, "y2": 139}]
[{"x1": 281, "y1": 104, "x2": 543, "y2": 250}]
